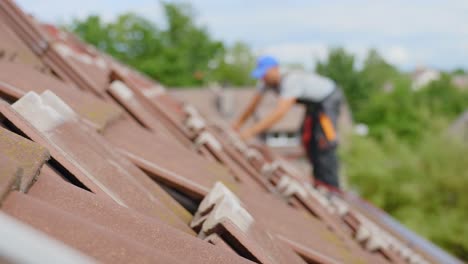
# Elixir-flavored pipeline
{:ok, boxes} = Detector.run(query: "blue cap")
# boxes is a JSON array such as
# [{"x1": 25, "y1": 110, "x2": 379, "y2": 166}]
[{"x1": 251, "y1": 56, "x2": 279, "y2": 79}]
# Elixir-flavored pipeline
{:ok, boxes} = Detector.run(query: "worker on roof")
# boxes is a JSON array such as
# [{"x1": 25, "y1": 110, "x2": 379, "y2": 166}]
[{"x1": 233, "y1": 56, "x2": 344, "y2": 190}]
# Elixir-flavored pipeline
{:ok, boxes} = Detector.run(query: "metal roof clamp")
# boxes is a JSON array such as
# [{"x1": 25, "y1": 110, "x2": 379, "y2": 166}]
[
  {"x1": 391, "y1": 243, "x2": 427, "y2": 264},
  {"x1": 109, "y1": 80, "x2": 134, "y2": 101},
  {"x1": 142, "y1": 85, "x2": 166, "y2": 98},
  {"x1": 355, "y1": 213, "x2": 403, "y2": 254},
  {"x1": 183, "y1": 104, "x2": 207, "y2": 134},
  {"x1": 183, "y1": 104, "x2": 201, "y2": 119},
  {"x1": 261, "y1": 161, "x2": 280, "y2": 178},
  {"x1": 304, "y1": 183, "x2": 334, "y2": 212},
  {"x1": 224, "y1": 129, "x2": 248, "y2": 153},
  {"x1": 35, "y1": 40, "x2": 49, "y2": 56},
  {"x1": 260, "y1": 164, "x2": 275, "y2": 181},
  {"x1": 355, "y1": 224, "x2": 386, "y2": 252},
  {"x1": 185, "y1": 115, "x2": 206, "y2": 134},
  {"x1": 284, "y1": 181, "x2": 307, "y2": 199},
  {"x1": 355, "y1": 224, "x2": 372, "y2": 243},
  {"x1": 201, "y1": 195, "x2": 254, "y2": 236},
  {"x1": 406, "y1": 252, "x2": 428, "y2": 264},
  {"x1": 191, "y1": 182, "x2": 254, "y2": 238},
  {"x1": 75, "y1": 53, "x2": 94, "y2": 65},
  {"x1": 194, "y1": 131, "x2": 223, "y2": 152},
  {"x1": 354, "y1": 213, "x2": 377, "y2": 239},
  {"x1": 232, "y1": 139, "x2": 248, "y2": 154},
  {"x1": 386, "y1": 235, "x2": 400, "y2": 252},
  {"x1": 261, "y1": 163, "x2": 278, "y2": 183},
  {"x1": 12, "y1": 90, "x2": 77, "y2": 134},
  {"x1": 328, "y1": 196, "x2": 350, "y2": 217},
  {"x1": 275, "y1": 175, "x2": 308, "y2": 200},
  {"x1": 275, "y1": 175, "x2": 291, "y2": 195},
  {"x1": 194, "y1": 182, "x2": 241, "y2": 218},
  {"x1": 365, "y1": 231, "x2": 390, "y2": 252},
  {"x1": 244, "y1": 148, "x2": 262, "y2": 162},
  {"x1": 394, "y1": 243, "x2": 428, "y2": 264},
  {"x1": 94, "y1": 57, "x2": 108, "y2": 70},
  {"x1": 397, "y1": 245, "x2": 413, "y2": 261},
  {"x1": 53, "y1": 42, "x2": 73, "y2": 59}
]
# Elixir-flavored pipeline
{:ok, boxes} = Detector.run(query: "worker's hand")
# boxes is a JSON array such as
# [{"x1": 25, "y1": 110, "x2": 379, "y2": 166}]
[
  {"x1": 240, "y1": 130, "x2": 254, "y2": 142},
  {"x1": 231, "y1": 122, "x2": 241, "y2": 132}
]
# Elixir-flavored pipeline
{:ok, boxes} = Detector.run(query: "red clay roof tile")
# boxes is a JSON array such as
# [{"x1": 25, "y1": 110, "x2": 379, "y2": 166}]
[{"x1": 0, "y1": 1, "x2": 460, "y2": 263}]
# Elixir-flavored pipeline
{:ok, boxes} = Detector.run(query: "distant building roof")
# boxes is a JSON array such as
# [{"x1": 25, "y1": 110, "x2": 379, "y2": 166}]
[
  {"x1": 170, "y1": 87, "x2": 305, "y2": 133},
  {"x1": 452, "y1": 75, "x2": 468, "y2": 90},
  {"x1": 411, "y1": 67, "x2": 440, "y2": 90}
]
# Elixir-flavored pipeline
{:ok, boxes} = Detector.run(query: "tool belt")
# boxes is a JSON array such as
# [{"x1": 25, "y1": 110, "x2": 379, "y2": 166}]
[{"x1": 300, "y1": 91, "x2": 338, "y2": 152}]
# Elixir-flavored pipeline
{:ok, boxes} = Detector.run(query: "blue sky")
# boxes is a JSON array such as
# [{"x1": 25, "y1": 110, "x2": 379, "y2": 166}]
[{"x1": 16, "y1": 0, "x2": 468, "y2": 71}]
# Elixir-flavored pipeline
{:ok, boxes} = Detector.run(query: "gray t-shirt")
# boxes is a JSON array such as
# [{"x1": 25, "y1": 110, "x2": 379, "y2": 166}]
[{"x1": 258, "y1": 71, "x2": 336, "y2": 103}]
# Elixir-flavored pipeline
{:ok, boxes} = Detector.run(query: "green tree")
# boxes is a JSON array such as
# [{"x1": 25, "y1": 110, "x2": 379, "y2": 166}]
[
  {"x1": 209, "y1": 42, "x2": 256, "y2": 86},
  {"x1": 414, "y1": 73, "x2": 468, "y2": 119},
  {"x1": 451, "y1": 68, "x2": 466, "y2": 75},
  {"x1": 153, "y1": 2, "x2": 224, "y2": 86},
  {"x1": 316, "y1": 48, "x2": 364, "y2": 117},
  {"x1": 68, "y1": 15, "x2": 109, "y2": 50},
  {"x1": 342, "y1": 131, "x2": 468, "y2": 260},
  {"x1": 68, "y1": 2, "x2": 257, "y2": 87}
]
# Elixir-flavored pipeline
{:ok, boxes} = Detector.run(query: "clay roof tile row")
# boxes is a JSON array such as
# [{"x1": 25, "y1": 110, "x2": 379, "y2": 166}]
[{"x1": 0, "y1": 0, "x2": 462, "y2": 263}]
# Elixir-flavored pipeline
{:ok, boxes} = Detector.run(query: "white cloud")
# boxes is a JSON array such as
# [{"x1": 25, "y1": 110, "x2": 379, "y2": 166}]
[
  {"x1": 15, "y1": 0, "x2": 163, "y2": 24},
  {"x1": 194, "y1": 0, "x2": 468, "y2": 41},
  {"x1": 257, "y1": 43, "x2": 328, "y2": 69},
  {"x1": 14, "y1": 0, "x2": 468, "y2": 70},
  {"x1": 255, "y1": 43, "x2": 416, "y2": 70}
]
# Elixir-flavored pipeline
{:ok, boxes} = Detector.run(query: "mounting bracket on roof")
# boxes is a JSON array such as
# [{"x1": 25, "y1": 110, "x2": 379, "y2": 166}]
[
  {"x1": 275, "y1": 175, "x2": 308, "y2": 200},
  {"x1": 244, "y1": 148, "x2": 262, "y2": 161},
  {"x1": 352, "y1": 212, "x2": 428, "y2": 263},
  {"x1": 109, "y1": 80, "x2": 134, "y2": 101},
  {"x1": 11, "y1": 90, "x2": 76, "y2": 133},
  {"x1": 53, "y1": 43, "x2": 108, "y2": 69},
  {"x1": 304, "y1": 184, "x2": 334, "y2": 211},
  {"x1": 194, "y1": 132, "x2": 222, "y2": 152},
  {"x1": 191, "y1": 182, "x2": 254, "y2": 236},
  {"x1": 183, "y1": 104, "x2": 210, "y2": 134},
  {"x1": 185, "y1": 115, "x2": 206, "y2": 133},
  {"x1": 183, "y1": 104, "x2": 200, "y2": 119},
  {"x1": 142, "y1": 85, "x2": 166, "y2": 98},
  {"x1": 31, "y1": 40, "x2": 48, "y2": 55},
  {"x1": 328, "y1": 196, "x2": 350, "y2": 217},
  {"x1": 260, "y1": 162, "x2": 280, "y2": 179}
]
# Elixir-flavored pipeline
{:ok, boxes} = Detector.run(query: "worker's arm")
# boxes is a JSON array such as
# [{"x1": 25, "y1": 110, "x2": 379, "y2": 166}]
[
  {"x1": 240, "y1": 97, "x2": 296, "y2": 141},
  {"x1": 232, "y1": 91, "x2": 264, "y2": 131}
]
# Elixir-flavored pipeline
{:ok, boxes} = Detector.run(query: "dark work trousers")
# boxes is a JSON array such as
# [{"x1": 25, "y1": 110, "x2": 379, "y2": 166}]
[{"x1": 300, "y1": 88, "x2": 343, "y2": 189}]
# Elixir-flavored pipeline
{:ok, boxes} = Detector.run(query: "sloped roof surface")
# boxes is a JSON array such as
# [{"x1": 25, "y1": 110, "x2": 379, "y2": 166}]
[{"x1": 0, "y1": 1, "x2": 461, "y2": 263}]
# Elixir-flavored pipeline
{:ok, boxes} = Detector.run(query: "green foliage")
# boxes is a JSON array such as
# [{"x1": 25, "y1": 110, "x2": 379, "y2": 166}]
[
  {"x1": 317, "y1": 48, "x2": 468, "y2": 142},
  {"x1": 209, "y1": 42, "x2": 256, "y2": 86},
  {"x1": 153, "y1": 2, "x2": 224, "y2": 86},
  {"x1": 342, "y1": 131, "x2": 468, "y2": 259},
  {"x1": 67, "y1": 2, "x2": 255, "y2": 87},
  {"x1": 316, "y1": 48, "x2": 364, "y2": 114},
  {"x1": 319, "y1": 48, "x2": 468, "y2": 260},
  {"x1": 414, "y1": 73, "x2": 468, "y2": 119},
  {"x1": 359, "y1": 49, "x2": 400, "y2": 88},
  {"x1": 451, "y1": 68, "x2": 466, "y2": 75},
  {"x1": 357, "y1": 81, "x2": 428, "y2": 142}
]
